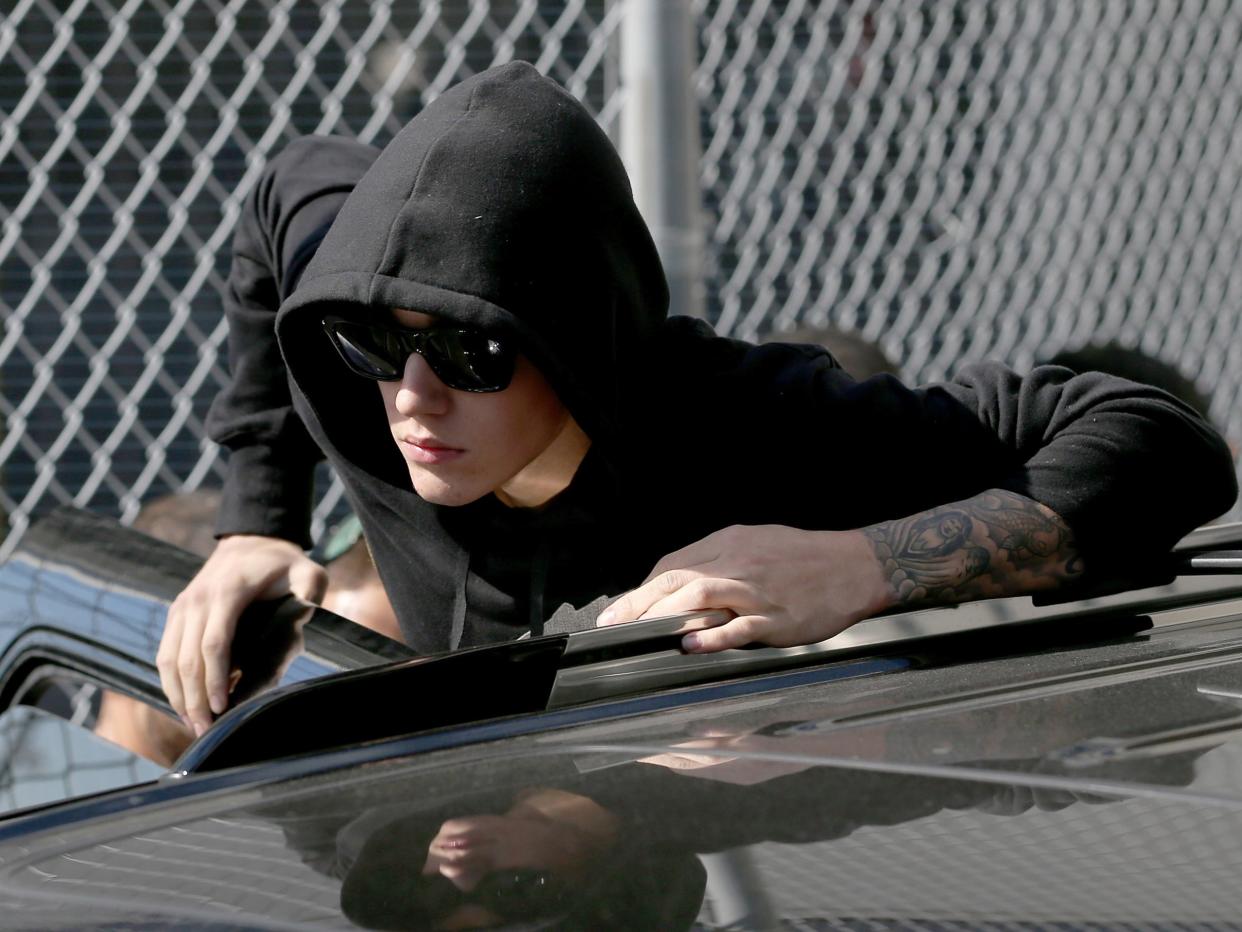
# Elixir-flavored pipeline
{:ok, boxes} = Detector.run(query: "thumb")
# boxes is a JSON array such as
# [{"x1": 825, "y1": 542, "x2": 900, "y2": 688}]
[{"x1": 286, "y1": 560, "x2": 329, "y2": 605}]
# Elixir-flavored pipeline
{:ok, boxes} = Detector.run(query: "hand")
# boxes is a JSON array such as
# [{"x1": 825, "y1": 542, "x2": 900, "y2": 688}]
[
  {"x1": 422, "y1": 790, "x2": 618, "y2": 891},
  {"x1": 157, "y1": 534, "x2": 327, "y2": 737},
  {"x1": 596, "y1": 525, "x2": 892, "y2": 652}
]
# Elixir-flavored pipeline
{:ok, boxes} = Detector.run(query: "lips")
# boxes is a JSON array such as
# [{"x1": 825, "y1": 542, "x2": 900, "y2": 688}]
[
  {"x1": 399, "y1": 435, "x2": 465, "y2": 465},
  {"x1": 406, "y1": 435, "x2": 460, "y2": 451}
]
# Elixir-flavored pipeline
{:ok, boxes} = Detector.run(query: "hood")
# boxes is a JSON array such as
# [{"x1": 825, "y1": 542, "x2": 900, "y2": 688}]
[{"x1": 275, "y1": 61, "x2": 669, "y2": 466}]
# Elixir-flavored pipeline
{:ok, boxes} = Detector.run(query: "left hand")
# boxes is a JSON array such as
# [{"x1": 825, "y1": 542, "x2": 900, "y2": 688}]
[{"x1": 596, "y1": 525, "x2": 893, "y2": 652}]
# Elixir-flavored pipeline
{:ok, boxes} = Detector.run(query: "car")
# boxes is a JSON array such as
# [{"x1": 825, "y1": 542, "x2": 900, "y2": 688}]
[{"x1": 1, "y1": 506, "x2": 1242, "y2": 928}]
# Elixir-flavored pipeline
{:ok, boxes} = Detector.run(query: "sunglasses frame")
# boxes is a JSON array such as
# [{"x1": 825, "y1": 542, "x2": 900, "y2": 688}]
[{"x1": 321, "y1": 314, "x2": 516, "y2": 393}]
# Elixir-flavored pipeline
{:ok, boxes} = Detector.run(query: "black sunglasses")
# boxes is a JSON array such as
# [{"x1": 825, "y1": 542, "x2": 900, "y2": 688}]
[
  {"x1": 431, "y1": 869, "x2": 562, "y2": 921},
  {"x1": 321, "y1": 315, "x2": 517, "y2": 393}
]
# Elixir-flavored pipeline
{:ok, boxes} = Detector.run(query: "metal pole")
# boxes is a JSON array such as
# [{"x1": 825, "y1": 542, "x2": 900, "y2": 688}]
[
  {"x1": 620, "y1": 0, "x2": 706, "y2": 319},
  {"x1": 700, "y1": 849, "x2": 779, "y2": 930}
]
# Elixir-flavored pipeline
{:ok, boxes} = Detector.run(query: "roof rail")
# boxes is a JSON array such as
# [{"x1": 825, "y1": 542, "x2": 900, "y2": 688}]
[
  {"x1": 1176, "y1": 521, "x2": 1242, "y2": 552},
  {"x1": 28, "y1": 507, "x2": 1236, "y2": 776},
  {"x1": 175, "y1": 551, "x2": 1242, "y2": 772}
]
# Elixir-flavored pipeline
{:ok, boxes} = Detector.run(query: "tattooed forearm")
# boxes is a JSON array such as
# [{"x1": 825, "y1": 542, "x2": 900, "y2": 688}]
[{"x1": 863, "y1": 490, "x2": 1084, "y2": 608}]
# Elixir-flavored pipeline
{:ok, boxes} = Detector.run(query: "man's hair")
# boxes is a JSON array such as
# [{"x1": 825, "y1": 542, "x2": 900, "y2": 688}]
[
  {"x1": 763, "y1": 324, "x2": 902, "y2": 380},
  {"x1": 1045, "y1": 343, "x2": 1213, "y2": 420},
  {"x1": 131, "y1": 489, "x2": 223, "y2": 558}
]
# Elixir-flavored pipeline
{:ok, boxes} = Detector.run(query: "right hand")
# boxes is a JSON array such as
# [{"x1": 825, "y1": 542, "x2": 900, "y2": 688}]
[{"x1": 158, "y1": 534, "x2": 327, "y2": 737}]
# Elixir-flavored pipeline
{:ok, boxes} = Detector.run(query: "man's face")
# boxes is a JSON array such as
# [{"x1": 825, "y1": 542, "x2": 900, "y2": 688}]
[{"x1": 377, "y1": 309, "x2": 572, "y2": 507}]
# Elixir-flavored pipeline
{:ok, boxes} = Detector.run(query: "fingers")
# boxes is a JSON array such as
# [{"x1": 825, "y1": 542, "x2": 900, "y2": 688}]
[
  {"x1": 425, "y1": 817, "x2": 500, "y2": 891},
  {"x1": 597, "y1": 569, "x2": 773, "y2": 653},
  {"x1": 680, "y1": 608, "x2": 852, "y2": 653},
  {"x1": 600, "y1": 526, "x2": 758, "y2": 625},
  {"x1": 157, "y1": 536, "x2": 326, "y2": 738},
  {"x1": 681, "y1": 614, "x2": 772, "y2": 653},
  {"x1": 643, "y1": 575, "x2": 755, "y2": 622},
  {"x1": 201, "y1": 597, "x2": 246, "y2": 718},
  {"x1": 641, "y1": 534, "x2": 724, "y2": 584},
  {"x1": 180, "y1": 591, "x2": 247, "y2": 737},
  {"x1": 156, "y1": 602, "x2": 187, "y2": 727},
  {"x1": 174, "y1": 596, "x2": 210, "y2": 736},
  {"x1": 288, "y1": 559, "x2": 329, "y2": 605},
  {"x1": 599, "y1": 567, "x2": 722, "y2": 625},
  {"x1": 158, "y1": 587, "x2": 225, "y2": 734}
]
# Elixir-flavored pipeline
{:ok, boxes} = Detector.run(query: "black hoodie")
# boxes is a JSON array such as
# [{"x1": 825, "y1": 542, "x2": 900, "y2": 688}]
[{"x1": 209, "y1": 62, "x2": 1237, "y2": 655}]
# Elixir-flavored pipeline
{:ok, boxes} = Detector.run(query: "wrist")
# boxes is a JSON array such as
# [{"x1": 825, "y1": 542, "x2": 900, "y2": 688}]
[{"x1": 822, "y1": 529, "x2": 896, "y2": 621}]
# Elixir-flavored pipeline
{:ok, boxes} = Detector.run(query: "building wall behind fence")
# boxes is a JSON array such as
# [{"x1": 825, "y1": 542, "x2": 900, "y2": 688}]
[{"x1": 1, "y1": 0, "x2": 1239, "y2": 559}]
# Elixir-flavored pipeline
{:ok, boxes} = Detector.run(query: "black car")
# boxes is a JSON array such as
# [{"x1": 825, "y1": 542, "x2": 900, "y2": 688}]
[{"x1": 2, "y1": 507, "x2": 1242, "y2": 929}]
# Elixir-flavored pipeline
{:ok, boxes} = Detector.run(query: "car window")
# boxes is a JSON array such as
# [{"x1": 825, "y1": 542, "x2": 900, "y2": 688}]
[
  {"x1": 0, "y1": 706, "x2": 163, "y2": 815},
  {"x1": 0, "y1": 670, "x2": 167, "y2": 817}
]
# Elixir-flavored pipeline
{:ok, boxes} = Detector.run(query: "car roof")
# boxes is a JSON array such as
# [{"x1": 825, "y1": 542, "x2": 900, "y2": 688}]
[
  {"x1": 5, "y1": 510, "x2": 1242, "y2": 927},
  {"x1": 4, "y1": 563, "x2": 1242, "y2": 927}
]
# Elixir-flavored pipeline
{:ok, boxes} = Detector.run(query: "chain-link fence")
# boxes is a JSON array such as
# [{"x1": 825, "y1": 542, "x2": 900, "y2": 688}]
[{"x1": 2, "y1": 0, "x2": 1241, "y2": 559}]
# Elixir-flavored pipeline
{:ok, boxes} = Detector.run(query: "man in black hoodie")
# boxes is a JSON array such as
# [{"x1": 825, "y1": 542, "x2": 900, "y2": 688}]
[{"x1": 159, "y1": 62, "x2": 1237, "y2": 736}]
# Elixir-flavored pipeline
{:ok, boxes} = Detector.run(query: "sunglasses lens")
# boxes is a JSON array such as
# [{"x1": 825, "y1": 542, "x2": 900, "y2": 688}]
[
  {"x1": 327, "y1": 320, "x2": 514, "y2": 391},
  {"x1": 330, "y1": 323, "x2": 405, "y2": 380},
  {"x1": 423, "y1": 330, "x2": 514, "y2": 392},
  {"x1": 477, "y1": 870, "x2": 559, "y2": 920}
]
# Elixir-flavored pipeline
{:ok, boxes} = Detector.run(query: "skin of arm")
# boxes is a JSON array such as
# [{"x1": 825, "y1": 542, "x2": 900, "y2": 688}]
[
  {"x1": 597, "y1": 489, "x2": 1083, "y2": 653},
  {"x1": 864, "y1": 488, "x2": 1083, "y2": 609}
]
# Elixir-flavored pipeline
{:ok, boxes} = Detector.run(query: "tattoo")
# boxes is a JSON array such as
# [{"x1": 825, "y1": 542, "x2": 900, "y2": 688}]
[{"x1": 864, "y1": 490, "x2": 1083, "y2": 607}]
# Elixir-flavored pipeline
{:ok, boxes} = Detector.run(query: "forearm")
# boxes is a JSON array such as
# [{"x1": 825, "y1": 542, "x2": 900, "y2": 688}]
[
  {"x1": 863, "y1": 488, "x2": 1084, "y2": 611},
  {"x1": 208, "y1": 139, "x2": 376, "y2": 544},
  {"x1": 599, "y1": 490, "x2": 1086, "y2": 653}
]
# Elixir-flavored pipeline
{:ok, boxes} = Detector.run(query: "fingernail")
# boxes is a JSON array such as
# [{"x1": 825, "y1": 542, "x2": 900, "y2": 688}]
[
  {"x1": 597, "y1": 609, "x2": 615, "y2": 626},
  {"x1": 209, "y1": 695, "x2": 223, "y2": 716},
  {"x1": 193, "y1": 721, "x2": 206, "y2": 738},
  {"x1": 682, "y1": 633, "x2": 701, "y2": 652}
]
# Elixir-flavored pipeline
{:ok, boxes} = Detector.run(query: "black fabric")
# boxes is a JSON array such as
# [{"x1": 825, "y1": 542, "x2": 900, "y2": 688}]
[
  {"x1": 210, "y1": 135, "x2": 381, "y2": 548},
  {"x1": 208, "y1": 62, "x2": 1238, "y2": 655}
]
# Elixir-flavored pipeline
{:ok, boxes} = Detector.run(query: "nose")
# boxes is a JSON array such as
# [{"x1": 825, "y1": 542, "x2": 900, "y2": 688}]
[{"x1": 393, "y1": 351, "x2": 450, "y2": 417}]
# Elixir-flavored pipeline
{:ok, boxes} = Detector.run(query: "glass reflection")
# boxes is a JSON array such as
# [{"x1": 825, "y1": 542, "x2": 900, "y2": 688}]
[
  {"x1": 318, "y1": 790, "x2": 704, "y2": 930},
  {"x1": 28, "y1": 675, "x2": 192, "y2": 768},
  {"x1": 0, "y1": 705, "x2": 163, "y2": 814},
  {"x1": 93, "y1": 689, "x2": 192, "y2": 767},
  {"x1": 253, "y1": 695, "x2": 1214, "y2": 931}
]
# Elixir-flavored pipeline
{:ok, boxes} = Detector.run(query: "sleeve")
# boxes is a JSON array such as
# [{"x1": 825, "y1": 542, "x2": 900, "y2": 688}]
[
  {"x1": 654, "y1": 321, "x2": 1235, "y2": 574},
  {"x1": 207, "y1": 136, "x2": 381, "y2": 547},
  {"x1": 933, "y1": 361, "x2": 1238, "y2": 572}
]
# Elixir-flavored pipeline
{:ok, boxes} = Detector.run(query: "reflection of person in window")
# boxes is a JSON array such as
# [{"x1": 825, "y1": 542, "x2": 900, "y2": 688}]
[{"x1": 333, "y1": 790, "x2": 705, "y2": 931}]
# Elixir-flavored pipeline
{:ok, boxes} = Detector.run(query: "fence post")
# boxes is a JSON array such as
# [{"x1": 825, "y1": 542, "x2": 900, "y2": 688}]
[{"x1": 619, "y1": 0, "x2": 706, "y2": 319}]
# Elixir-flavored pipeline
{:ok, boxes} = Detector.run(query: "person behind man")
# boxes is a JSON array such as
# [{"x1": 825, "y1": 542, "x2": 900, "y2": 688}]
[
  {"x1": 130, "y1": 488, "x2": 222, "y2": 557},
  {"x1": 159, "y1": 62, "x2": 1237, "y2": 737},
  {"x1": 314, "y1": 513, "x2": 402, "y2": 642},
  {"x1": 136, "y1": 489, "x2": 400, "y2": 639}
]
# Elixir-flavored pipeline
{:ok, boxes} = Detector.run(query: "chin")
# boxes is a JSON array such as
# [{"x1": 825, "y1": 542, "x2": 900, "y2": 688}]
[{"x1": 409, "y1": 471, "x2": 489, "y2": 507}]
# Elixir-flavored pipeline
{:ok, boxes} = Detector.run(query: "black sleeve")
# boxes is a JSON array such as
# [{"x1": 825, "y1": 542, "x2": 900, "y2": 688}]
[
  {"x1": 934, "y1": 361, "x2": 1237, "y2": 570},
  {"x1": 207, "y1": 136, "x2": 380, "y2": 547},
  {"x1": 650, "y1": 323, "x2": 1237, "y2": 571}
]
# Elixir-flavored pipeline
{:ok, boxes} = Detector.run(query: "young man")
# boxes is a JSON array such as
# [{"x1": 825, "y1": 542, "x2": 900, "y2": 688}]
[{"x1": 160, "y1": 62, "x2": 1237, "y2": 736}]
